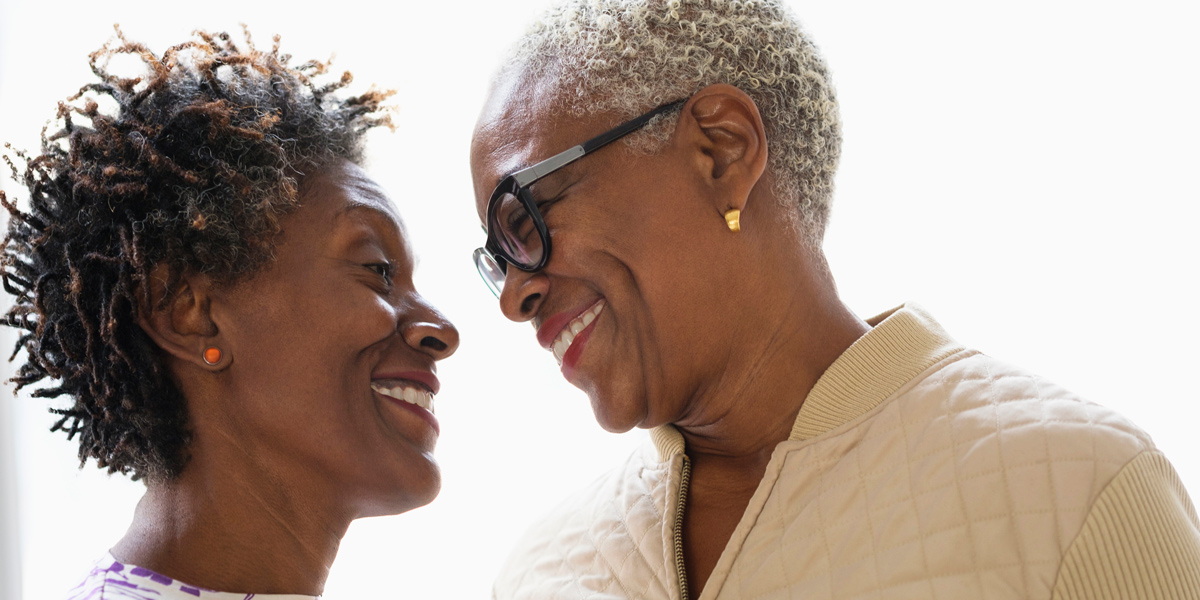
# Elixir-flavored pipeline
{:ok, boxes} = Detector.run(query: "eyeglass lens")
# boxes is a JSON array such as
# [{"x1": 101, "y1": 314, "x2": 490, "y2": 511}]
[
  {"x1": 473, "y1": 248, "x2": 505, "y2": 297},
  {"x1": 489, "y1": 191, "x2": 546, "y2": 269}
]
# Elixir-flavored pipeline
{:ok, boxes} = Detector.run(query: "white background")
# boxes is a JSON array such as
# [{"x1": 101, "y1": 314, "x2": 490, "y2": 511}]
[{"x1": 1, "y1": 0, "x2": 1197, "y2": 598}]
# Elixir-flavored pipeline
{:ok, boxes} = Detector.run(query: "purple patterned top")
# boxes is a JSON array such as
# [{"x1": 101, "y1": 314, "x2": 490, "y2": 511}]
[{"x1": 67, "y1": 554, "x2": 320, "y2": 599}]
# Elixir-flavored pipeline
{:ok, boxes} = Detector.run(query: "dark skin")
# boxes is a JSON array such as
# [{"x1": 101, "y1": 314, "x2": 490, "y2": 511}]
[
  {"x1": 114, "y1": 160, "x2": 459, "y2": 595},
  {"x1": 471, "y1": 71, "x2": 867, "y2": 596}
]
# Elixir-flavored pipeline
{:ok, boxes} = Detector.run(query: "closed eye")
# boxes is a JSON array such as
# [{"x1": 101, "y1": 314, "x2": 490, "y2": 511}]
[
  {"x1": 535, "y1": 198, "x2": 558, "y2": 214},
  {"x1": 365, "y1": 262, "x2": 395, "y2": 288},
  {"x1": 530, "y1": 196, "x2": 561, "y2": 226}
]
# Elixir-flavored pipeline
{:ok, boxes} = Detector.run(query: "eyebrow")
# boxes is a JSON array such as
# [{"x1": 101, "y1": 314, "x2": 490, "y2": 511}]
[
  {"x1": 336, "y1": 202, "x2": 416, "y2": 266},
  {"x1": 335, "y1": 202, "x2": 403, "y2": 245}
]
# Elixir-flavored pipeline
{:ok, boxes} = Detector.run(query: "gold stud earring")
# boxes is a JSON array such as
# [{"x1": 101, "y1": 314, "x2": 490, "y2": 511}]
[
  {"x1": 724, "y1": 209, "x2": 742, "y2": 232},
  {"x1": 203, "y1": 346, "x2": 222, "y2": 366}
]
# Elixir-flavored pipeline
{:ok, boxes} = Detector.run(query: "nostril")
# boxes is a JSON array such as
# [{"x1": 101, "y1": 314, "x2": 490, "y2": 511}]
[
  {"x1": 421, "y1": 336, "x2": 448, "y2": 352},
  {"x1": 520, "y1": 293, "x2": 542, "y2": 315}
]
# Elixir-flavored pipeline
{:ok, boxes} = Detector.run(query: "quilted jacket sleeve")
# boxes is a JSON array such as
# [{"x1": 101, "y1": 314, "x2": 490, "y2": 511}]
[{"x1": 1052, "y1": 450, "x2": 1200, "y2": 599}]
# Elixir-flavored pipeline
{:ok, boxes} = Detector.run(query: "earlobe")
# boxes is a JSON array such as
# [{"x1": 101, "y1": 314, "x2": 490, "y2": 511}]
[
  {"x1": 724, "y1": 209, "x2": 742, "y2": 232},
  {"x1": 682, "y1": 84, "x2": 769, "y2": 214},
  {"x1": 136, "y1": 264, "x2": 228, "y2": 371},
  {"x1": 202, "y1": 346, "x2": 225, "y2": 367}
]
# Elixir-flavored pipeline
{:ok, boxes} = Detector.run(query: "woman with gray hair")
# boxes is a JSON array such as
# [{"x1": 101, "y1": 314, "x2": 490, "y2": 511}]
[{"x1": 468, "y1": 0, "x2": 1200, "y2": 599}]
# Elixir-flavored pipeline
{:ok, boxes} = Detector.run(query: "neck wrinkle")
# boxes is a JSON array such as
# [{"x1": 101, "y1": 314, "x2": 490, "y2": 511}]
[{"x1": 671, "y1": 285, "x2": 868, "y2": 466}]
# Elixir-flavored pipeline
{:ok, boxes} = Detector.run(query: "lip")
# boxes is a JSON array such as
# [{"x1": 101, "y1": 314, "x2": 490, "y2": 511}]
[
  {"x1": 375, "y1": 391, "x2": 441, "y2": 435},
  {"x1": 536, "y1": 298, "x2": 605, "y2": 349},
  {"x1": 560, "y1": 312, "x2": 600, "y2": 376},
  {"x1": 372, "y1": 370, "x2": 440, "y2": 395}
]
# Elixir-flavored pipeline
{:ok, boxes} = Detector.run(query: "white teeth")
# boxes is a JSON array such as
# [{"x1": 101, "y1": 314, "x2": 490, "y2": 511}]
[
  {"x1": 402, "y1": 387, "x2": 420, "y2": 405},
  {"x1": 553, "y1": 338, "x2": 571, "y2": 361},
  {"x1": 551, "y1": 300, "x2": 606, "y2": 365},
  {"x1": 370, "y1": 381, "x2": 435, "y2": 413}
]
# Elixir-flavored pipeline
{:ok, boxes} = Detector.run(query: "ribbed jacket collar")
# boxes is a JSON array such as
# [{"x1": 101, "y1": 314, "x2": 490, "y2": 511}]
[{"x1": 652, "y1": 303, "x2": 964, "y2": 459}]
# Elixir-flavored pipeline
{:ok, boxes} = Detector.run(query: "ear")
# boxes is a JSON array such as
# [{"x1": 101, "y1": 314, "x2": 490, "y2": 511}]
[
  {"x1": 137, "y1": 263, "x2": 230, "y2": 370},
  {"x1": 677, "y1": 83, "x2": 769, "y2": 214}
]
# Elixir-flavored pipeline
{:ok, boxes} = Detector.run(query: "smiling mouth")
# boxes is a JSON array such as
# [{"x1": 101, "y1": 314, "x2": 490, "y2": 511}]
[
  {"x1": 370, "y1": 380, "x2": 435, "y2": 413},
  {"x1": 551, "y1": 300, "x2": 606, "y2": 365}
]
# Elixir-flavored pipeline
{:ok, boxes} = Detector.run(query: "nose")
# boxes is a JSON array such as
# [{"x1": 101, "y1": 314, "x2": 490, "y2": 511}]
[
  {"x1": 498, "y1": 266, "x2": 548, "y2": 322},
  {"x1": 401, "y1": 298, "x2": 460, "y2": 361}
]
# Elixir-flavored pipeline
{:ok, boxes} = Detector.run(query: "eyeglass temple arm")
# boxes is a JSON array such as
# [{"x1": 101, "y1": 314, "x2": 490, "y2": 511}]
[
  {"x1": 513, "y1": 146, "x2": 585, "y2": 187},
  {"x1": 580, "y1": 99, "x2": 686, "y2": 154},
  {"x1": 512, "y1": 99, "x2": 687, "y2": 188}
]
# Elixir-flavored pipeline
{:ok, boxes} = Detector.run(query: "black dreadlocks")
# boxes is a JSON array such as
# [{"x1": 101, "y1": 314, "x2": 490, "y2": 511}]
[{"x1": 0, "y1": 26, "x2": 393, "y2": 481}]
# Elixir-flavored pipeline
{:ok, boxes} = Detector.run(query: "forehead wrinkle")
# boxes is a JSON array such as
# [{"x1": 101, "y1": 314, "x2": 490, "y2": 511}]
[
  {"x1": 336, "y1": 202, "x2": 407, "y2": 251},
  {"x1": 346, "y1": 178, "x2": 387, "y2": 198},
  {"x1": 339, "y1": 175, "x2": 398, "y2": 215},
  {"x1": 483, "y1": 138, "x2": 532, "y2": 183},
  {"x1": 336, "y1": 199, "x2": 394, "y2": 221}
]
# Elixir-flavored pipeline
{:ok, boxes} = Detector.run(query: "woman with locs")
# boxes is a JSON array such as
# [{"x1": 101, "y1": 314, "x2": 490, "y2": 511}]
[{"x1": 2, "y1": 27, "x2": 457, "y2": 598}]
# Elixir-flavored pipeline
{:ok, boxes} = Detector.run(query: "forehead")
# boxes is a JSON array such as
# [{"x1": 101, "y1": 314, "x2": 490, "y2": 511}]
[
  {"x1": 469, "y1": 68, "x2": 604, "y2": 219},
  {"x1": 305, "y1": 160, "x2": 400, "y2": 221},
  {"x1": 293, "y1": 159, "x2": 409, "y2": 254}
]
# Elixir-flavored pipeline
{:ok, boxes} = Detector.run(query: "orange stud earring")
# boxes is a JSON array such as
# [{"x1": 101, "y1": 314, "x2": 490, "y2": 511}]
[{"x1": 203, "y1": 346, "x2": 222, "y2": 366}]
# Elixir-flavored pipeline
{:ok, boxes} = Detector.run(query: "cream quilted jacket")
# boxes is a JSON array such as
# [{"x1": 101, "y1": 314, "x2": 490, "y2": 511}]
[{"x1": 495, "y1": 304, "x2": 1200, "y2": 600}]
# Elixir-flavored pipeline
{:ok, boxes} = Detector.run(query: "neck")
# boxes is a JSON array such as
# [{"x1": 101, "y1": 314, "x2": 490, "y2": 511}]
[
  {"x1": 112, "y1": 446, "x2": 349, "y2": 595},
  {"x1": 674, "y1": 248, "x2": 868, "y2": 475}
]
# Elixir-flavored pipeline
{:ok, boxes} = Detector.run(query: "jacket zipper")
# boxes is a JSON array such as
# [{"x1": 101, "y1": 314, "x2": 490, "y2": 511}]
[{"x1": 672, "y1": 454, "x2": 693, "y2": 600}]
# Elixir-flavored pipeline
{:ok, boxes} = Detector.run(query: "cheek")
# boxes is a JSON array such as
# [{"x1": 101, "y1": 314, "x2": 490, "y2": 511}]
[
  {"x1": 295, "y1": 293, "x2": 398, "y2": 367},
  {"x1": 224, "y1": 287, "x2": 400, "y2": 441},
  {"x1": 575, "y1": 178, "x2": 702, "y2": 274},
  {"x1": 354, "y1": 294, "x2": 402, "y2": 343},
  {"x1": 229, "y1": 282, "x2": 398, "y2": 377}
]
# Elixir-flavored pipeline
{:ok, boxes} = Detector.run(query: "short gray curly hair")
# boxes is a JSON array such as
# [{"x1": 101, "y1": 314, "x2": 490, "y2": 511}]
[{"x1": 506, "y1": 0, "x2": 841, "y2": 245}]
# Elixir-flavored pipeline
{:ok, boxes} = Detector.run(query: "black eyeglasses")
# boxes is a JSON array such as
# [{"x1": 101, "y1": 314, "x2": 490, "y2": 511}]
[{"x1": 473, "y1": 99, "x2": 687, "y2": 297}]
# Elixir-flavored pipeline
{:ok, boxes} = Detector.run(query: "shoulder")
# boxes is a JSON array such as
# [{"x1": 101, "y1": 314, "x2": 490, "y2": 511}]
[
  {"x1": 890, "y1": 349, "x2": 1159, "y2": 528},
  {"x1": 66, "y1": 555, "x2": 158, "y2": 600},
  {"x1": 66, "y1": 554, "x2": 320, "y2": 600},
  {"x1": 1053, "y1": 449, "x2": 1200, "y2": 599},
  {"x1": 907, "y1": 349, "x2": 1155, "y2": 458},
  {"x1": 494, "y1": 441, "x2": 674, "y2": 600}
]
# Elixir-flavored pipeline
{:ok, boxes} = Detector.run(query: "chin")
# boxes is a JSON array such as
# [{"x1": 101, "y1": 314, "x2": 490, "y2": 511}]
[
  {"x1": 587, "y1": 388, "x2": 644, "y2": 434},
  {"x1": 359, "y1": 459, "x2": 442, "y2": 518}
]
